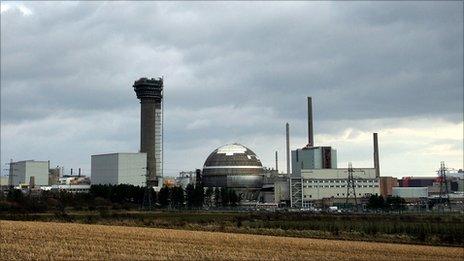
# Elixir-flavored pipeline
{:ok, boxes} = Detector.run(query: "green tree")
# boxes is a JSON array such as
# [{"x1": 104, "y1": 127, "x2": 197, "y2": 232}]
[
  {"x1": 214, "y1": 187, "x2": 221, "y2": 207},
  {"x1": 229, "y1": 189, "x2": 239, "y2": 207},
  {"x1": 193, "y1": 185, "x2": 204, "y2": 208},
  {"x1": 221, "y1": 188, "x2": 230, "y2": 207},
  {"x1": 158, "y1": 186, "x2": 170, "y2": 208},
  {"x1": 386, "y1": 196, "x2": 406, "y2": 213},
  {"x1": 185, "y1": 184, "x2": 195, "y2": 209},
  {"x1": 170, "y1": 186, "x2": 185, "y2": 209},
  {"x1": 367, "y1": 194, "x2": 385, "y2": 210},
  {"x1": 204, "y1": 187, "x2": 214, "y2": 207}
]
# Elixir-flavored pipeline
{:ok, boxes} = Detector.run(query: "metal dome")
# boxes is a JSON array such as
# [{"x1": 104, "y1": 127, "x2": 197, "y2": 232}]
[{"x1": 202, "y1": 143, "x2": 264, "y2": 188}]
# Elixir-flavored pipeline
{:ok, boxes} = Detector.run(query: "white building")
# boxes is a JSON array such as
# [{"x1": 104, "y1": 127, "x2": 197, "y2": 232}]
[
  {"x1": 8, "y1": 160, "x2": 49, "y2": 186},
  {"x1": 91, "y1": 153, "x2": 147, "y2": 187},
  {"x1": 392, "y1": 187, "x2": 428, "y2": 199},
  {"x1": 291, "y1": 147, "x2": 338, "y2": 176},
  {"x1": 291, "y1": 168, "x2": 380, "y2": 208}
]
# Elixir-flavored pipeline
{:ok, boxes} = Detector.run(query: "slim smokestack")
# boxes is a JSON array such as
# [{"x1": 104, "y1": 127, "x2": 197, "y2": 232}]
[
  {"x1": 286, "y1": 123, "x2": 290, "y2": 175},
  {"x1": 275, "y1": 151, "x2": 278, "y2": 172},
  {"x1": 307, "y1": 97, "x2": 314, "y2": 147},
  {"x1": 373, "y1": 133, "x2": 380, "y2": 178}
]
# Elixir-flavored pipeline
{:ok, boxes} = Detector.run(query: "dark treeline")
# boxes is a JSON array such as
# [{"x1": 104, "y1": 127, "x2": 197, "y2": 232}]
[
  {"x1": 0, "y1": 184, "x2": 240, "y2": 213},
  {"x1": 366, "y1": 194, "x2": 416, "y2": 213}
]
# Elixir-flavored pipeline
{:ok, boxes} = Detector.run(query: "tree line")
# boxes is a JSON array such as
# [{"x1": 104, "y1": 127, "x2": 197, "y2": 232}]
[{"x1": 0, "y1": 184, "x2": 241, "y2": 213}]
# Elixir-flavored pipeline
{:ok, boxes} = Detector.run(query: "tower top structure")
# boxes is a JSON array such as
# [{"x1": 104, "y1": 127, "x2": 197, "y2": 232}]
[{"x1": 133, "y1": 77, "x2": 163, "y2": 100}]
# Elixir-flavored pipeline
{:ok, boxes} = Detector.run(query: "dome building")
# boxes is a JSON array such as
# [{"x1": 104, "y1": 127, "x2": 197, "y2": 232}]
[{"x1": 202, "y1": 143, "x2": 264, "y2": 190}]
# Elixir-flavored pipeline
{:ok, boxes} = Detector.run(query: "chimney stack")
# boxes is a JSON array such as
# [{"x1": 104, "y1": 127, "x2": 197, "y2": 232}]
[
  {"x1": 307, "y1": 97, "x2": 314, "y2": 147},
  {"x1": 286, "y1": 123, "x2": 290, "y2": 175},
  {"x1": 373, "y1": 133, "x2": 380, "y2": 178},
  {"x1": 275, "y1": 151, "x2": 278, "y2": 172}
]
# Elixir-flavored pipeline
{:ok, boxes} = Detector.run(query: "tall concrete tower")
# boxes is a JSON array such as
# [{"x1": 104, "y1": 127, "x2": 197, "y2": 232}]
[{"x1": 133, "y1": 77, "x2": 163, "y2": 186}]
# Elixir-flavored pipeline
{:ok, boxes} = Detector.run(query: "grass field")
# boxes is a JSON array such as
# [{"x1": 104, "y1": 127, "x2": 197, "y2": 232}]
[{"x1": 0, "y1": 221, "x2": 462, "y2": 260}]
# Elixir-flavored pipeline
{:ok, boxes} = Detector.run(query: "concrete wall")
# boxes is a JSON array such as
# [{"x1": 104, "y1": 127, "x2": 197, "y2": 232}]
[
  {"x1": 9, "y1": 161, "x2": 49, "y2": 186},
  {"x1": 291, "y1": 147, "x2": 338, "y2": 176},
  {"x1": 91, "y1": 154, "x2": 119, "y2": 185},
  {"x1": 91, "y1": 153, "x2": 146, "y2": 186},
  {"x1": 392, "y1": 187, "x2": 428, "y2": 198},
  {"x1": 298, "y1": 168, "x2": 380, "y2": 202},
  {"x1": 117, "y1": 153, "x2": 147, "y2": 186}
]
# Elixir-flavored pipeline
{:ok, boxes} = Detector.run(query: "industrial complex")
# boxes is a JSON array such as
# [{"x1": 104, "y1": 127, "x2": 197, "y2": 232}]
[{"x1": 2, "y1": 77, "x2": 463, "y2": 211}]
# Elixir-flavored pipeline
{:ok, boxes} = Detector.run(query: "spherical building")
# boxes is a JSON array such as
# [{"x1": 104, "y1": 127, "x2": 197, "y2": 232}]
[{"x1": 202, "y1": 143, "x2": 264, "y2": 189}]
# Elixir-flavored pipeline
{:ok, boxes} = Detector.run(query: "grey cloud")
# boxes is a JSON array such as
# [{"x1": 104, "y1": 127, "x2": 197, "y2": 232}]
[{"x1": 1, "y1": 2, "x2": 462, "y2": 175}]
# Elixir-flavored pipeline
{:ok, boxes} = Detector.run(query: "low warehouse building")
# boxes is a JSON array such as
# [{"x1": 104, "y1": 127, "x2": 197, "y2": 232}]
[{"x1": 291, "y1": 168, "x2": 380, "y2": 208}]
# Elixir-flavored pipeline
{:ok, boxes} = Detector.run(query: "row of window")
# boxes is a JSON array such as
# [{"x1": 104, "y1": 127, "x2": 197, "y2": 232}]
[
  {"x1": 303, "y1": 192, "x2": 375, "y2": 198},
  {"x1": 303, "y1": 185, "x2": 379, "y2": 188},
  {"x1": 304, "y1": 179, "x2": 377, "y2": 183}
]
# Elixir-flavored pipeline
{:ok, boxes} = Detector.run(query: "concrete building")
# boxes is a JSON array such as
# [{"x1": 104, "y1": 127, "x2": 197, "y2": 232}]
[
  {"x1": 133, "y1": 77, "x2": 163, "y2": 186},
  {"x1": 291, "y1": 168, "x2": 380, "y2": 208},
  {"x1": 91, "y1": 153, "x2": 147, "y2": 187},
  {"x1": 380, "y1": 176, "x2": 399, "y2": 197},
  {"x1": 291, "y1": 146, "x2": 338, "y2": 176},
  {"x1": 392, "y1": 187, "x2": 428, "y2": 199},
  {"x1": 8, "y1": 160, "x2": 49, "y2": 186},
  {"x1": 48, "y1": 167, "x2": 61, "y2": 185}
]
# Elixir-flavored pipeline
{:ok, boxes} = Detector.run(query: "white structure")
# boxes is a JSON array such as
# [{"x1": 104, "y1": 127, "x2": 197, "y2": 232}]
[
  {"x1": 291, "y1": 168, "x2": 380, "y2": 208},
  {"x1": 91, "y1": 153, "x2": 147, "y2": 186},
  {"x1": 291, "y1": 147, "x2": 338, "y2": 176},
  {"x1": 392, "y1": 187, "x2": 428, "y2": 199},
  {"x1": 8, "y1": 160, "x2": 49, "y2": 186}
]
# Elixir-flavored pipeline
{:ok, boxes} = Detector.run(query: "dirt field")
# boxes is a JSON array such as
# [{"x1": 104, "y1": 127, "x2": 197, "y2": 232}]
[{"x1": 0, "y1": 220, "x2": 462, "y2": 260}]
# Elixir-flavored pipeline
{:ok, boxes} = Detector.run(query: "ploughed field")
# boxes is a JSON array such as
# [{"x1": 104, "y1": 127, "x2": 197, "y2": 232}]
[{"x1": 0, "y1": 221, "x2": 462, "y2": 260}]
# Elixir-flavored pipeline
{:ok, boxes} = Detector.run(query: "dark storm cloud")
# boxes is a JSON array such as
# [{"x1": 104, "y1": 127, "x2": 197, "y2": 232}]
[{"x1": 1, "y1": 1, "x2": 462, "y2": 175}]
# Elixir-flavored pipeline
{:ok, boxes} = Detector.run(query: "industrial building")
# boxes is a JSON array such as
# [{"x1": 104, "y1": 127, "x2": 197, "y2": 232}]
[
  {"x1": 290, "y1": 97, "x2": 381, "y2": 208},
  {"x1": 133, "y1": 77, "x2": 164, "y2": 186},
  {"x1": 91, "y1": 153, "x2": 147, "y2": 186},
  {"x1": 8, "y1": 160, "x2": 49, "y2": 186},
  {"x1": 202, "y1": 143, "x2": 264, "y2": 200}
]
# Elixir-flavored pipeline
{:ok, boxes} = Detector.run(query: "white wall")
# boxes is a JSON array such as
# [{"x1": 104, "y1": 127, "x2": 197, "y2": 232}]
[
  {"x1": 10, "y1": 161, "x2": 48, "y2": 186},
  {"x1": 118, "y1": 153, "x2": 146, "y2": 187},
  {"x1": 300, "y1": 168, "x2": 380, "y2": 201},
  {"x1": 91, "y1": 153, "x2": 147, "y2": 186},
  {"x1": 91, "y1": 154, "x2": 119, "y2": 185}
]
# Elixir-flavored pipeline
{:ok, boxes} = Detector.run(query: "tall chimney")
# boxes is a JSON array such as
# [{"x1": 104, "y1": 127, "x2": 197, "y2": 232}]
[
  {"x1": 286, "y1": 123, "x2": 290, "y2": 175},
  {"x1": 275, "y1": 151, "x2": 278, "y2": 172},
  {"x1": 134, "y1": 77, "x2": 164, "y2": 186},
  {"x1": 307, "y1": 97, "x2": 314, "y2": 147},
  {"x1": 373, "y1": 133, "x2": 380, "y2": 178}
]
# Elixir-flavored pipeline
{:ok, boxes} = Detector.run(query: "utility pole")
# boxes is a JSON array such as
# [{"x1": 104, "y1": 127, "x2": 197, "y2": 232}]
[
  {"x1": 345, "y1": 162, "x2": 358, "y2": 210},
  {"x1": 438, "y1": 161, "x2": 451, "y2": 212}
]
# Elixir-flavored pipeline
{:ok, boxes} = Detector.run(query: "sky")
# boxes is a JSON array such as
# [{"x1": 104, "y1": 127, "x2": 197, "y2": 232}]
[{"x1": 1, "y1": 1, "x2": 463, "y2": 178}]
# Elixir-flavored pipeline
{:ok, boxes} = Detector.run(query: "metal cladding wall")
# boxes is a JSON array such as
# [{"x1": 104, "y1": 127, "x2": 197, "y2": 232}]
[
  {"x1": 202, "y1": 144, "x2": 264, "y2": 188},
  {"x1": 9, "y1": 161, "x2": 49, "y2": 186},
  {"x1": 291, "y1": 147, "x2": 338, "y2": 176},
  {"x1": 91, "y1": 153, "x2": 147, "y2": 186}
]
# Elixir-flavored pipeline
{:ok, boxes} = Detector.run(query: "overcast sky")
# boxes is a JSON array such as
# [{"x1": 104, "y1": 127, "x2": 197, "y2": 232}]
[{"x1": 1, "y1": 1, "x2": 463, "y2": 178}]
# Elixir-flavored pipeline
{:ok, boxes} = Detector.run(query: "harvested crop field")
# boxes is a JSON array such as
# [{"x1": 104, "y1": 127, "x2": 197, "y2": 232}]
[{"x1": 0, "y1": 221, "x2": 462, "y2": 260}]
